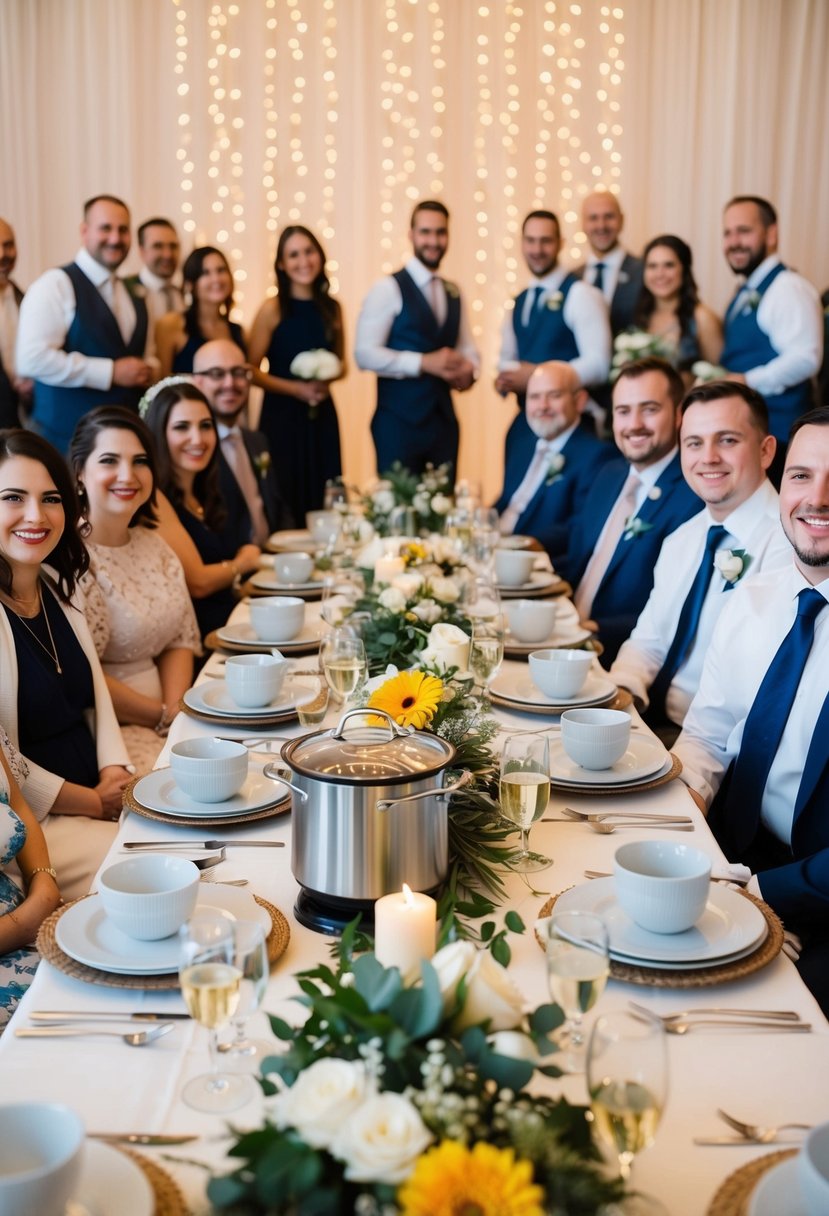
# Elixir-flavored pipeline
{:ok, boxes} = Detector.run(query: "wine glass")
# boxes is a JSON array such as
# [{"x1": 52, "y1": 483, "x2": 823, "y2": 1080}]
[
  {"x1": 445, "y1": 505, "x2": 473, "y2": 557},
  {"x1": 323, "y1": 478, "x2": 347, "y2": 511},
  {"x1": 179, "y1": 910, "x2": 255, "y2": 1113},
  {"x1": 321, "y1": 569, "x2": 364, "y2": 628},
  {"x1": 470, "y1": 506, "x2": 501, "y2": 574},
  {"x1": 586, "y1": 1012, "x2": 668, "y2": 1190},
  {"x1": 546, "y1": 910, "x2": 609, "y2": 1072},
  {"x1": 499, "y1": 733, "x2": 552, "y2": 872},
  {"x1": 469, "y1": 613, "x2": 505, "y2": 697},
  {"x1": 320, "y1": 629, "x2": 367, "y2": 704},
  {"x1": 459, "y1": 573, "x2": 501, "y2": 622},
  {"x1": 218, "y1": 920, "x2": 271, "y2": 1073}
]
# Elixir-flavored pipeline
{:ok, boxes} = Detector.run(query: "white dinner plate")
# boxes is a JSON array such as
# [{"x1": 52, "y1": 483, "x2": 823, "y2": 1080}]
[
  {"x1": 70, "y1": 1139, "x2": 154, "y2": 1216},
  {"x1": 267, "y1": 528, "x2": 320, "y2": 552},
  {"x1": 56, "y1": 887, "x2": 271, "y2": 975},
  {"x1": 184, "y1": 678, "x2": 316, "y2": 718},
  {"x1": 748, "y1": 1157, "x2": 805, "y2": 1216},
  {"x1": 550, "y1": 754, "x2": 674, "y2": 792},
  {"x1": 217, "y1": 619, "x2": 328, "y2": 649},
  {"x1": 497, "y1": 570, "x2": 561, "y2": 595},
  {"x1": 132, "y1": 766, "x2": 287, "y2": 817},
  {"x1": 250, "y1": 570, "x2": 324, "y2": 593},
  {"x1": 549, "y1": 734, "x2": 669, "y2": 786},
  {"x1": 490, "y1": 667, "x2": 615, "y2": 709}
]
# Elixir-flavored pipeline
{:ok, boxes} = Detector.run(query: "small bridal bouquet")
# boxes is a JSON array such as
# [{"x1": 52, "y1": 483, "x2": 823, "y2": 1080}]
[{"x1": 289, "y1": 348, "x2": 342, "y2": 418}]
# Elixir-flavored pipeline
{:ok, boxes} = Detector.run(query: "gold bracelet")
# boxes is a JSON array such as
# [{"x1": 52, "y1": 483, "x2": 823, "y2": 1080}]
[{"x1": 29, "y1": 866, "x2": 58, "y2": 881}]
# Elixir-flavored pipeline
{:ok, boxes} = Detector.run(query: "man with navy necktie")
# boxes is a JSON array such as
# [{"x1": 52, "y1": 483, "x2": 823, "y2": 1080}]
[
  {"x1": 16, "y1": 195, "x2": 154, "y2": 453},
  {"x1": 495, "y1": 209, "x2": 610, "y2": 457},
  {"x1": 611, "y1": 381, "x2": 789, "y2": 742},
  {"x1": 720, "y1": 196, "x2": 822, "y2": 485},
  {"x1": 675, "y1": 406, "x2": 829, "y2": 1011},
  {"x1": 123, "y1": 217, "x2": 184, "y2": 335},
  {"x1": 574, "y1": 192, "x2": 643, "y2": 337},
  {"x1": 354, "y1": 200, "x2": 478, "y2": 476},
  {"x1": 494, "y1": 360, "x2": 614, "y2": 564}
]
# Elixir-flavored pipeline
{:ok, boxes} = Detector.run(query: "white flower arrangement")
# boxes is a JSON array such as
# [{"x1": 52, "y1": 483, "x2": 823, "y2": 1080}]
[
  {"x1": 137, "y1": 374, "x2": 195, "y2": 419},
  {"x1": 289, "y1": 348, "x2": 342, "y2": 381},
  {"x1": 714, "y1": 547, "x2": 751, "y2": 586},
  {"x1": 611, "y1": 329, "x2": 673, "y2": 378},
  {"x1": 691, "y1": 360, "x2": 728, "y2": 383},
  {"x1": 545, "y1": 452, "x2": 566, "y2": 486}
]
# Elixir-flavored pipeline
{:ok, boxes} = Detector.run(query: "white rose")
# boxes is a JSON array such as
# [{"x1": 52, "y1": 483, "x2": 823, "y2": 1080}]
[
  {"x1": 420, "y1": 623, "x2": 470, "y2": 673},
  {"x1": 488, "y1": 1030, "x2": 539, "y2": 1064},
  {"x1": 430, "y1": 493, "x2": 453, "y2": 516},
  {"x1": 427, "y1": 535, "x2": 459, "y2": 566},
  {"x1": 356, "y1": 536, "x2": 386, "y2": 569},
  {"x1": 372, "y1": 489, "x2": 396, "y2": 514},
  {"x1": 429, "y1": 576, "x2": 460, "y2": 604},
  {"x1": 379, "y1": 586, "x2": 407, "y2": 614},
  {"x1": 412, "y1": 491, "x2": 430, "y2": 516},
  {"x1": 411, "y1": 597, "x2": 442, "y2": 625},
  {"x1": 454, "y1": 948, "x2": 526, "y2": 1033},
  {"x1": 289, "y1": 350, "x2": 317, "y2": 378},
  {"x1": 270, "y1": 1058, "x2": 367, "y2": 1149},
  {"x1": 312, "y1": 349, "x2": 343, "y2": 380},
  {"x1": 322, "y1": 593, "x2": 350, "y2": 627},
  {"x1": 626, "y1": 331, "x2": 653, "y2": 350},
  {"x1": 391, "y1": 571, "x2": 424, "y2": 598},
  {"x1": 430, "y1": 940, "x2": 477, "y2": 1014},
  {"x1": 714, "y1": 550, "x2": 744, "y2": 582},
  {"x1": 357, "y1": 519, "x2": 375, "y2": 543},
  {"x1": 331, "y1": 1092, "x2": 433, "y2": 1184}
]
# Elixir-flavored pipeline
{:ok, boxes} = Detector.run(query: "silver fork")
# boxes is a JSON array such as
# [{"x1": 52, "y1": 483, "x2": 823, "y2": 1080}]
[
  {"x1": 717, "y1": 1108, "x2": 813, "y2": 1142},
  {"x1": 629, "y1": 1000, "x2": 801, "y2": 1024}
]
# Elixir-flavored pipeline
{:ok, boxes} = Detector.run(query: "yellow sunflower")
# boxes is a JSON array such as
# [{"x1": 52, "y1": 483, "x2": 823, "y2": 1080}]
[
  {"x1": 398, "y1": 1141, "x2": 545, "y2": 1216},
  {"x1": 367, "y1": 670, "x2": 443, "y2": 729}
]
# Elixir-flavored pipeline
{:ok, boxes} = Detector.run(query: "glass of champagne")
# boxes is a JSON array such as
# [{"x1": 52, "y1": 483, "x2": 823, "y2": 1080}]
[
  {"x1": 546, "y1": 910, "x2": 609, "y2": 1072},
  {"x1": 179, "y1": 910, "x2": 254, "y2": 1113},
  {"x1": 469, "y1": 613, "x2": 505, "y2": 697},
  {"x1": 587, "y1": 1012, "x2": 668, "y2": 1189},
  {"x1": 218, "y1": 921, "x2": 271, "y2": 1073},
  {"x1": 320, "y1": 629, "x2": 367, "y2": 705},
  {"x1": 499, "y1": 732, "x2": 552, "y2": 872}
]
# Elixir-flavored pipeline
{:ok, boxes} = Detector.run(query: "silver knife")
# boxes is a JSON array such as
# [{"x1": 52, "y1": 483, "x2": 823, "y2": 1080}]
[
  {"x1": 89, "y1": 1133, "x2": 199, "y2": 1146},
  {"x1": 30, "y1": 1011, "x2": 191, "y2": 1022},
  {"x1": 693, "y1": 1136, "x2": 805, "y2": 1146},
  {"x1": 122, "y1": 840, "x2": 285, "y2": 849}
]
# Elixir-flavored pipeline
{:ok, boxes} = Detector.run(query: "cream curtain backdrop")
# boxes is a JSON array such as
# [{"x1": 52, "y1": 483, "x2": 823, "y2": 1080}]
[{"x1": 1, "y1": 0, "x2": 827, "y2": 500}]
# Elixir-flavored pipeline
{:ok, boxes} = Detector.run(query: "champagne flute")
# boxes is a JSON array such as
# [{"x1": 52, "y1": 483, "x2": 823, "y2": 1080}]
[
  {"x1": 179, "y1": 910, "x2": 255, "y2": 1113},
  {"x1": 321, "y1": 569, "x2": 364, "y2": 628},
  {"x1": 469, "y1": 613, "x2": 505, "y2": 696},
  {"x1": 445, "y1": 506, "x2": 473, "y2": 557},
  {"x1": 546, "y1": 910, "x2": 609, "y2": 1072},
  {"x1": 499, "y1": 733, "x2": 552, "y2": 872},
  {"x1": 320, "y1": 630, "x2": 367, "y2": 704},
  {"x1": 218, "y1": 920, "x2": 271, "y2": 1073},
  {"x1": 587, "y1": 1012, "x2": 668, "y2": 1189}
]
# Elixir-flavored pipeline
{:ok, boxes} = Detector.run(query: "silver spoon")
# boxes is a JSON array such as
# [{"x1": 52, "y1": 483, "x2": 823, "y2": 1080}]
[{"x1": 15, "y1": 1022, "x2": 176, "y2": 1046}]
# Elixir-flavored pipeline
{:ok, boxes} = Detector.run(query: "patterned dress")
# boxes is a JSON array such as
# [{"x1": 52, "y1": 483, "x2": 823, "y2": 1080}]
[{"x1": 0, "y1": 731, "x2": 37, "y2": 1031}]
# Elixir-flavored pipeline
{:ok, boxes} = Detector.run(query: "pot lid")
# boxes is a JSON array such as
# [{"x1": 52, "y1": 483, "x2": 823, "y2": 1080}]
[{"x1": 282, "y1": 708, "x2": 456, "y2": 784}]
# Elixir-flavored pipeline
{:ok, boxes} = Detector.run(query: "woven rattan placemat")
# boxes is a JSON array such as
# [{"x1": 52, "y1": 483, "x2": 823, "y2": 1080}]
[
  {"x1": 706, "y1": 1148, "x2": 797, "y2": 1216},
  {"x1": 118, "y1": 1146, "x2": 191, "y2": 1216}
]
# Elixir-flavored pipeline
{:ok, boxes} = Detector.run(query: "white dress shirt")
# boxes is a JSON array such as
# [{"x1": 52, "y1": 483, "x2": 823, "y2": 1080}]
[
  {"x1": 497, "y1": 266, "x2": 611, "y2": 388},
  {"x1": 354, "y1": 256, "x2": 479, "y2": 379},
  {"x1": 16, "y1": 248, "x2": 145, "y2": 389},
  {"x1": 582, "y1": 244, "x2": 630, "y2": 305},
  {"x1": 727, "y1": 255, "x2": 822, "y2": 397},
  {"x1": 137, "y1": 266, "x2": 184, "y2": 332},
  {"x1": 611, "y1": 478, "x2": 790, "y2": 724},
  {"x1": 675, "y1": 564, "x2": 829, "y2": 847},
  {"x1": 0, "y1": 283, "x2": 20, "y2": 379}
]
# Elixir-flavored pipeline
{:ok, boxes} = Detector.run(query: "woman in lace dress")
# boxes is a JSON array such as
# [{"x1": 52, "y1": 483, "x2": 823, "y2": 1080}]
[
  {"x1": 1, "y1": 728, "x2": 62, "y2": 1030},
  {"x1": 70, "y1": 407, "x2": 200, "y2": 774}
]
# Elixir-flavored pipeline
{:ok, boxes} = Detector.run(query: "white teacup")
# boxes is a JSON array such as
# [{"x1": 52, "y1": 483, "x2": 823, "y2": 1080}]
[
  {"x1": 249, "y1": 596, "x2": 305, "y2": 642},
  {"x1": 560, "y1": 707, "x2": 631, "y2": 769},
  {"x1": 170, "y1": 737, "x2": 249, "y2": 803},
  {"x1": 0, "y1": 1103, "x2": 85, "y2": 1216},
  {"x1": 99, "y1": 854, "x2": 200, "y2": 940},
  {"x1": 529, "y1": 648, "x2": 594, "y2": 699},
  {"x1": 225, "y1": 652, "x2": 289, "y2": 708},
  {"x1": 613, "y1": 840, "x2": 712, "y2": 934},
  {"x1": 494, "y1": 548, "x2": 536, "y2": 587},
  {"x1": 799, "y1": 1123, "x2": 829, "y2": 1215},
  {"x1": 506, "y1": 598, "x2": 557, "y2": 643},
  {"x1": 306, "y1": 510, "x2": 340, "y2": 544},
  {"x1": 275, "y1": 551, "x2": 315, "y2": 584}
]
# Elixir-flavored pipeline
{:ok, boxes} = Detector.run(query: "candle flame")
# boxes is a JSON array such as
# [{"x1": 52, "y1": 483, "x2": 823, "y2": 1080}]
[{"x1": 402, "y1": 882, "x2": 415, "y2": 907}]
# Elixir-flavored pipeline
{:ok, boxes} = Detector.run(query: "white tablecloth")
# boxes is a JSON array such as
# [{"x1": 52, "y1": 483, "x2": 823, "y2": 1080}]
[{"x1": 3, "y1": 612, "x2": 829, "y2": 1216}]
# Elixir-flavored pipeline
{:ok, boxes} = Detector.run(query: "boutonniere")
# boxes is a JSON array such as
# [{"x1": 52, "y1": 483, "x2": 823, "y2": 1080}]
[
  {"x1": 714, "y1": 547, "x2": 751, "y2": 588},
  {"x1": 444, "y1": 280, "x2": 459, "y2": 299},
  {"x1": 618, "y1": 271, "x2": 629, "y2": 284},
  {"x1": 545, "y1": 453, "x2": 566, "y2": 486},
  {"x1": 647, "y1": 486, "x2": 662, "y2": 501},
  {"x1": 741, "y1": 289, "x2": 761, "y2": 315},
  {"x1": 253, "y1": 451, "x2": 272, "y2": 479},
  {"x1": 623, "y1": 516, "x2": 655, "y2": 541},
  {"x1": 545, "y1": 291, "x2": 564, "y2": 311},
  {"x1": 129, "y1": 282, "x2": 146, "y2": 300}
]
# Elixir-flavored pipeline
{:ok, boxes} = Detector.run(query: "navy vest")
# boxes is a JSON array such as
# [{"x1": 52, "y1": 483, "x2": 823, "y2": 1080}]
[
  {"x1": 721, "y1": 262, "x2": 812, "y2": 439},
  {"x1": 375, "y1": 268, "x2": 461, "y2": 425},
  {"x1": 32, "y1": 262, "x2": 148, "y2": 453},
  {"x1": 512, "y1": 273, "x2": 579, "y2": 410}
]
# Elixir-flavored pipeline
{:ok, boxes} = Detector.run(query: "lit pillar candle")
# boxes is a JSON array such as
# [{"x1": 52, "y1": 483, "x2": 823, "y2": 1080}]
[
  {"x1": 374, "y1": 883, "x2": 437, "y2": 973},
  {"x1": 375, "y1": 555, "x2": 406, "y2": 584}
]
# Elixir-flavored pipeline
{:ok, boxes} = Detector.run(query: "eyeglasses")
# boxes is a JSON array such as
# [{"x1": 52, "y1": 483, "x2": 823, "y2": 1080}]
[{"x1": 198, "y1": 366, "x2": 252, "y2": 383}]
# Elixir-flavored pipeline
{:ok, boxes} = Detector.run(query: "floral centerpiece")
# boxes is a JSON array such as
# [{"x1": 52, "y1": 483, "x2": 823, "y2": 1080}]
[
  {"x1": 362, "y1": 462, "x2": 454, "y2": 537},
  {"x1": 610, "y1": 329, "x2": 675, "y2": 379},
  {"x1": 207, "y1": 929, "x2": 626, "y2": 1215}
]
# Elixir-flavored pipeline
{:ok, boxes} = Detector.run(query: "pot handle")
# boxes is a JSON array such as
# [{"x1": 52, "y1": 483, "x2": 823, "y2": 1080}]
[
  {"x1": 331, "y1": 707, "x2": 415, "y2": 742},
  {"x1": 375, "y1": 769, "x2": 473, "y2": 813},
  {"x1": 262, "y1": 762, "x2": 310, "y2": 802}
]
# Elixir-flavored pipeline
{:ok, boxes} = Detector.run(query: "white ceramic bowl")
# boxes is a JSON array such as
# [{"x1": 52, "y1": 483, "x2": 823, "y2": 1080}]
[
  {"x1": 798, "y1": 1122, "x2": 829, "y2": 1215},
  {"x1": 275, "y1": 551, "x2": 315, "y2": 584},
  {"x1": 560, "y1": 707, "x2": 631, "y2": 769},
  {"x1": 529, "y1": 648, "x2": 594, "y2": 698},
  {"x1": 494, "y1": 548, "x2": 536, "y2": 587},
  {"x1": 224, "y1": 652, "x2": 289, "y2": 708},
  {"x1": 170, "y1": 737, "x2": 249, "y2": 803},
  {"x1": 249, "y1": 595, "x2": 305, "y2": 642},
  {"x1": 0, "y1": 1103, "x2": 85, "y2": 1216},
  {"x1": 506, "y1": 598, "x2": 557, "y2": 643},
  {"x1": 99, "y1": 854, "x2": 200, "y2": 941},
  {"x1": 613, "y1": 840, "x2": 712, "y2": 934}
]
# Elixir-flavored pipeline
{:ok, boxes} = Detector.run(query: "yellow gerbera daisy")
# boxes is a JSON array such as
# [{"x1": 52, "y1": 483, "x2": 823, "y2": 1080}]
[
  {"x1": 398, "y1": 1141, "x2": 545, "y2": 1216},
  {"x1": 402, "y1": 541, "x2": 428, "y2": 566},
  {"x1": 367, "y1": 670, "x2": 443, "y2": 729}
]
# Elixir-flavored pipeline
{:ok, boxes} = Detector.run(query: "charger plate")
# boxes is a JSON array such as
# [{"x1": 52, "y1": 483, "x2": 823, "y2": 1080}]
[
  {"x1": 551, "y1": 748, "x2": 680, "y2": 795},
  {"x1": 118, "y1": 1146, "x2": 188, "y2": 1216},
  {"x1": 125, "y1": 774, "x2": 291, "y2": 828},
  {"x1": 37, "y1": 892, "x2": 289, "y2": 989},
  {"x1": 536, "y1": 888, "x2": 783, "y2": 988},
  {"x1": 706, "y1": 1149, "x2": 797, "y2": 1216}
]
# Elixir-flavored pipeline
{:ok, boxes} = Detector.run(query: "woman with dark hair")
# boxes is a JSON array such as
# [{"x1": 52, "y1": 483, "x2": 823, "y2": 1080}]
[
  {"x1": 142, "y1": 381, "x2": 261, "y2": 638},
  {"x1": 0, "y1": 428, "x2": 131, "y2": 899},
  {"x1": 614, "y1": 235, "x2": 722, "y2": 378},
  {"x1": 70, "y1": 406, "x2": 200, "y2": 773},
  {"x1": 248, "y1": 225, "x2": 345, "y2": 522},
  {"x1": 155, "y1": 246, "x2": 246, "y2": 377}
]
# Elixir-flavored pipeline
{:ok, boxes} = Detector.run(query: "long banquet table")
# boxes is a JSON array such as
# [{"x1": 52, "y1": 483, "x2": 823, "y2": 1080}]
[{"x1": 2, "y1": 615, "x2": 829, "y2": 1216}]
